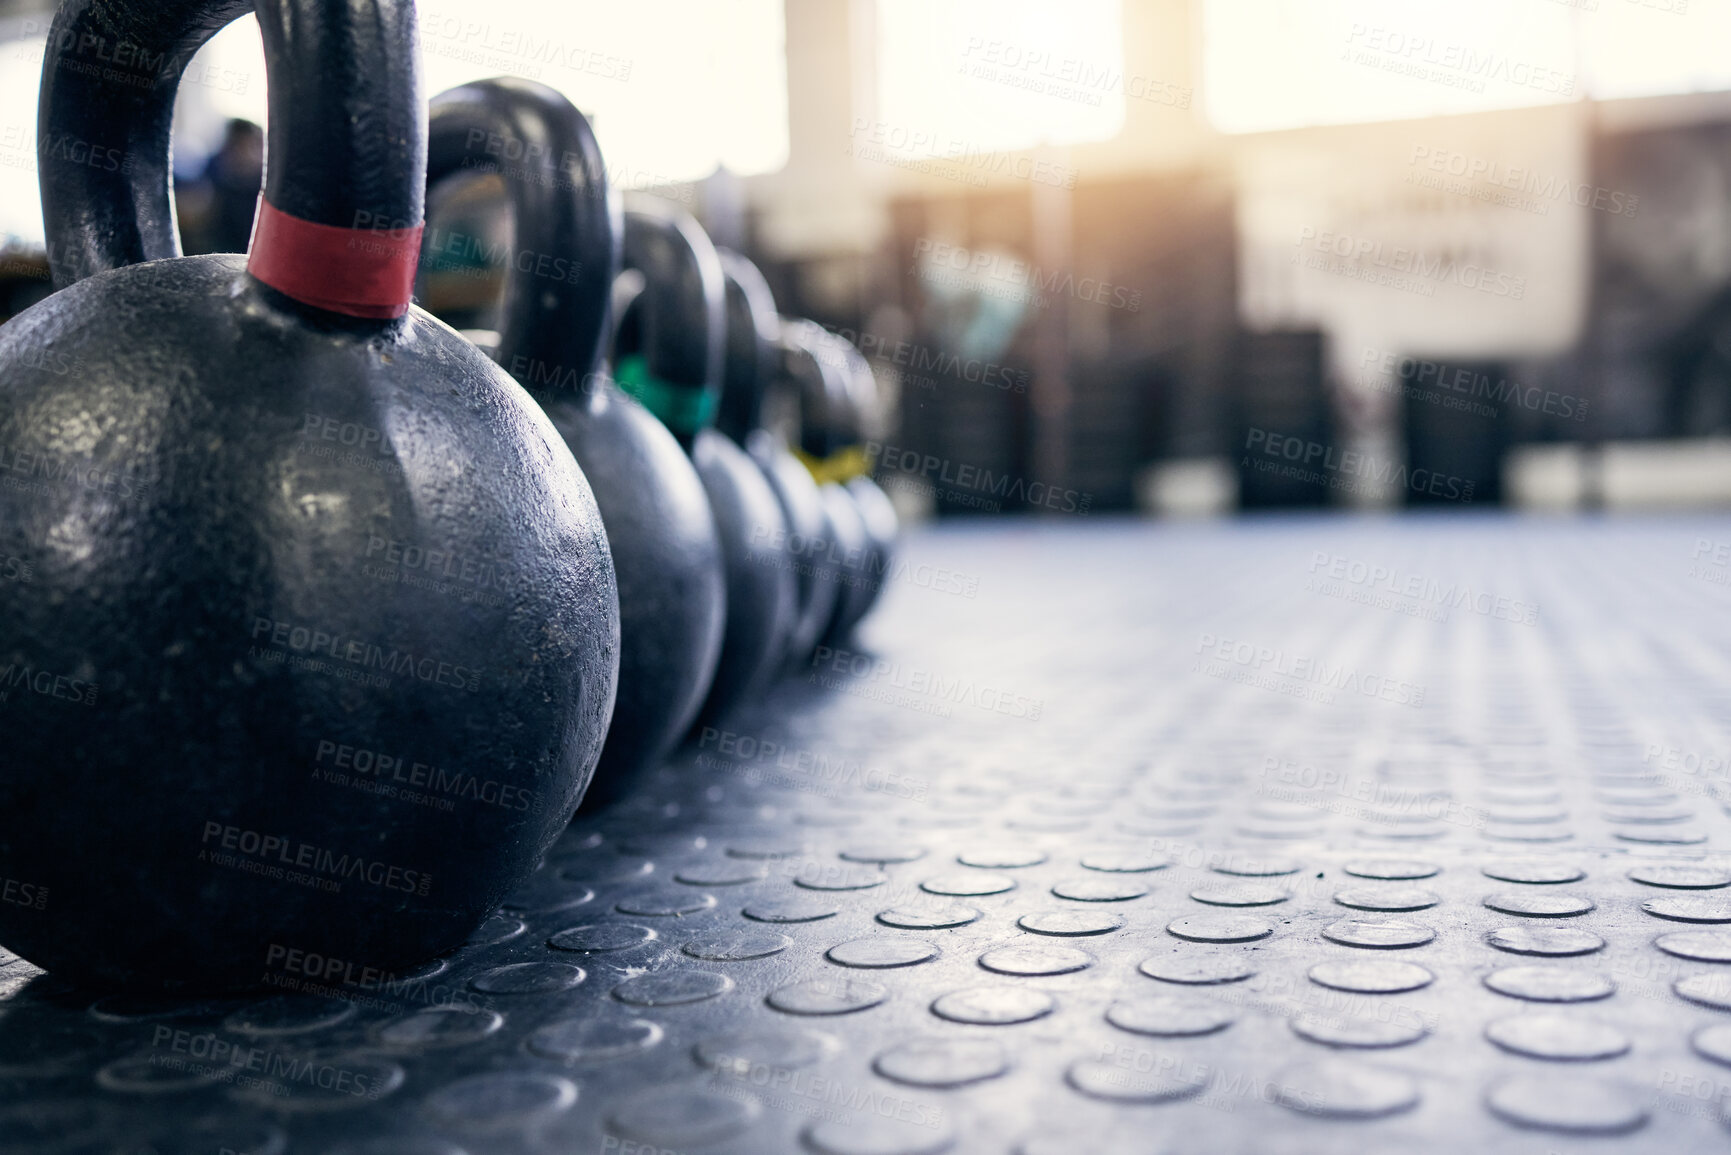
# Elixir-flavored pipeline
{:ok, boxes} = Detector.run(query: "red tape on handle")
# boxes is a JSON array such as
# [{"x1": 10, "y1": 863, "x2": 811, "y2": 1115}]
[{"x1": 246, "y1": 199, "x2": 423, "y2": 319}]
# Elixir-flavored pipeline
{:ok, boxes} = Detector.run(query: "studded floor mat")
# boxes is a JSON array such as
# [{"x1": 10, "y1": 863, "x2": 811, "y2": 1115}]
[{"x1": 8, "y1": 515, "x2": 1731, "y2": 1154}]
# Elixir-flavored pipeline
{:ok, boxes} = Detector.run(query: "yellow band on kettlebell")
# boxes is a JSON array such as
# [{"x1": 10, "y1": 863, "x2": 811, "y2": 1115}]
[{"x1": 795, "y1": 445, "x2": 872, "y2": 485}]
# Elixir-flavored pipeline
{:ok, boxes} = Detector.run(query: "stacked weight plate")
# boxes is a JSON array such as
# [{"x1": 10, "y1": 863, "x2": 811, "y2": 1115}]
[{"x1": 5, "y1": 515, "x2": 1731, "y2": 1153}]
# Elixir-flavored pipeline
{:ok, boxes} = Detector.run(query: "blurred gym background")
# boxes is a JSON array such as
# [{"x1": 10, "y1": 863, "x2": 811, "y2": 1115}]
[{"x1": 2, "y1": 0, "x2": 1729, "y2": 518}]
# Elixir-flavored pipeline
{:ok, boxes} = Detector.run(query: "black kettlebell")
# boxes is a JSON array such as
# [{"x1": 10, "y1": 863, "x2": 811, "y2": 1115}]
[
  {"x1": 771, "y1": 319, "x2": 864, "y2": 664},
  {"x1": 780, "y1": 320, "x2": 888, "y2": 644},
  {"x1": 0, "y1": 0, "x2": 618, "y2": 990},
  {"x1": 614, "y1": 202, "x2": 798, "y2": 729},
  {"x1": 424, "y1": 80, "x2": 725, "y2": 810},
  {"x1": 829, "y1": 335, "x2": 900, "y2": 629},
  {"x1": 715, "y1": 251, "x2": 840, "y2": 670}
]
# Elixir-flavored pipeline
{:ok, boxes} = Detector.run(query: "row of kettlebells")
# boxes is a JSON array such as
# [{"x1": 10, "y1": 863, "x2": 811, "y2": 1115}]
[
  {"x1": 0, "y1": 0, "x2": 888, "y2": 990},
  {"x1": 425, "y1": 79, "x2": 896, "y2": 810}
]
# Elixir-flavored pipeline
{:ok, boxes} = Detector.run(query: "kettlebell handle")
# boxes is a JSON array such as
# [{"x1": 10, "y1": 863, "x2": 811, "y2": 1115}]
[
  {"x1": 781, "y1": 320, "x2": 853, "y2": 461},
  {"x1": 802, "y1": 330, "x2": 874, "y2": 483},
  {"x1": 828, "y1": 333, "x2": 874, "y2": 446},
  {"x1": 616, "y1": 203, "x2": 725, "y2": 442},
  {"x1": 424, "y1": 80, "x2": 619, "y2": 391},
  {"x1": 715, "y1": 249, "x2": 781, "y2": 444},
  {"x1": 39, "y1": 0, "x2": 426, "y2": 320}
]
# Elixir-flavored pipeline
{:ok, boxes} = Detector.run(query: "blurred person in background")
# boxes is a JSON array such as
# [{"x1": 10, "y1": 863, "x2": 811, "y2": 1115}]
[{"x1": 176, "y1": 118, "x2": 263, "y2": 256}]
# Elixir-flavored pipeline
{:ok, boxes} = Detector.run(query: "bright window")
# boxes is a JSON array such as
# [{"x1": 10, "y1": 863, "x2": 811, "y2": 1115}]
[
  {"x1": 1204, "y1": 0, "x2": 1731, "y2": 134},
  {"x1": 1203, "y1": 0, "x2": 1582, "y2": 133},
  {"x1": 874, "y1": 0, "x2": 1126, "y2": 159},
  {"x1": 0, "y1": 1, "x2": 790, "y2": 243},
  {"x1": 0, "y1": 36, "x2": 44, "y2": 243}
]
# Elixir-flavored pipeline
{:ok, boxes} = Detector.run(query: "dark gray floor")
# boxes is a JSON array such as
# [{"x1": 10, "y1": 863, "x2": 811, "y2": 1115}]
[{"x1": 8, "y1": 513, "x2": 1731, "y2": 1154}]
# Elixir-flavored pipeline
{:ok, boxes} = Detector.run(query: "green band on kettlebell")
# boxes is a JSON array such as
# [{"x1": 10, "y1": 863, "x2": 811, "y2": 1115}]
[{"x1": 613, "y1": 354, "x2": 716, "y2": 435}]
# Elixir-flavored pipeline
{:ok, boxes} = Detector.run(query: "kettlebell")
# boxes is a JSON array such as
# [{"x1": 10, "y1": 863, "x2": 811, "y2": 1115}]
[
  {"x1": 829, "y1": 334, "x2": 900, "y2": 630},
  {"x1": 0, "y1": 0, "x2": 618, "y2": 990},
  {"x1": 780, "y1": 320, "x2": 886, "y2": 644},
  {"x1": 424, "y1": 80, "x2": 725, "y2": 810},
  {"x1": 770, "y1": 319, "x2": 863, "y2": 665},
  {"x1": 614, "y1": 202, "x2": 798, "y2": 730},
  {"x1": 715, "y1": 251, "x2": 840, "y2": 670}
]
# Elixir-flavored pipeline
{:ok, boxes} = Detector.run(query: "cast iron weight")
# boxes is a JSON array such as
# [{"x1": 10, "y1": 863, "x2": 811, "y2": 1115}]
[
  {"x1": 615, "y1": 201, "x2": 799, "y2": 731},
  {"x1": 0, "y1": 0, "x2": 618, "y2": 990},
  {"x1": 715, "y1": 251, "x2": 841, "y2": 671},
  {"x1": 424, "y1": 80, "x2": 725, "y2": 811},
  {"x1": 784, "y1": 319, "x2": 894, "y2": 644},
  {"x1": 776, "y1": 318, "x2": 870, "y2": 662},
  {"x1": 831, "y1": 334, "x2": 900, "y2": 633}
]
